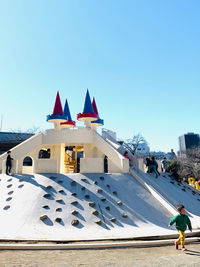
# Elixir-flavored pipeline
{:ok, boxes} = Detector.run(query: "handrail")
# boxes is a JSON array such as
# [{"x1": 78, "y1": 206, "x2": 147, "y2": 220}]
[{"x1": 0, "y1": 133, "x2": 43, "y2": 171}]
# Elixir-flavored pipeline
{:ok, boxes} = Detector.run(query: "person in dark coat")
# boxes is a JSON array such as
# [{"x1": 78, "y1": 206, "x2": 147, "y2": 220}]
[
  {"x1": 145, "y1": 158, "x2": 153, "y2": 173},
  {"x1": 151, "y1": 156, "x2": 160, "y2": 178},
  {"x1": 6, "y1": 151, "x2": 13, "y2": 175}
]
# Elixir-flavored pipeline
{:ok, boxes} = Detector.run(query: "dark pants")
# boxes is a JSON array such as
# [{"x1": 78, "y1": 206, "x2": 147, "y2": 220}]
[{"x1": 6, "y1": 164, "x2": 11, "y2": 175}]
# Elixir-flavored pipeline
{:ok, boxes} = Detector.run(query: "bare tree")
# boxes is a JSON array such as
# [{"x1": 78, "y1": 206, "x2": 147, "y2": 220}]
[
  {"x1": 178, "y1": 147, "x2": 200, "y2": 179},
  {"x1": 122, "y1": 133, "x2": 147, "y2": 155}
]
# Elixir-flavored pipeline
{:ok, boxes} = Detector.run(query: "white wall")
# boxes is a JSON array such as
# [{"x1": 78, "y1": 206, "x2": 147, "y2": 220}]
[
  {"x1": 35, "y1": 159, "x2": 58, "y2": 173},
  {"x1": 93, "y1": 131, "x2": 129, "y2": 173},
  {"x1": 22, "y1": 166, "x2": 33, "y2": 174},
  {"x1": 108, "y1": 159, "x2": 121, "y2": 173},
  {"x1": 42, "y1": 128, "x2": 93, "y2": 145},
  {"x1": 138, "y1": 158, "x2": 145, "y2": 172},
  {"x1": 80, "y1": 158, "x2": 104, "y2": 173},
  {"x1": 0, "y1": 128, "x2": 129, "y2": 174}
]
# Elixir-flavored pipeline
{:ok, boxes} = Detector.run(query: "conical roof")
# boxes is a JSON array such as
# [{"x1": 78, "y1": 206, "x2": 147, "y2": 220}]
[
  {"x1": 46, "y1": 92, "x2": 67, "y2": 122},
  {"x1": 77, "y1": 90, "x2": 98, "y2": 121},
  {"x1": 83, "y1": 89, "x2": 94, "y2": 114},
  {"x1": 92, "y1": 97, "x2": 99, "y2": 119},
  {"x1": 91, "y1": 97, "x2": 104, "y2": 126},
  {"x1": 60, "y1": 98, "x2": 76, "y2": 128},
  {"x1": 52, "y1": 91, "x2": 63, "y2": 115},
  {"x1": 63, "y1": 99, "x2": 72, "y2": 121}
]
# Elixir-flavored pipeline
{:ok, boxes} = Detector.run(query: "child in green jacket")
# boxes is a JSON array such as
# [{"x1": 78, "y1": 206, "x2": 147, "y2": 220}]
[{"x1": 168, "y1": 204, "x2": 192, "y2": 251}]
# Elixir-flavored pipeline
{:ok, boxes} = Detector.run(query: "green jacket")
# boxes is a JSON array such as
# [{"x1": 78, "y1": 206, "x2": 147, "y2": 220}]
[{"x1": 169, "y1": 214, "x2": 192, "y2": 232}]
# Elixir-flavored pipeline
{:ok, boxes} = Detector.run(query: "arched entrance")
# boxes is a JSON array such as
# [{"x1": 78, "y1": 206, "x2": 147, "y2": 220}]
[{"x1": 22, "y1": 156, "x2": 33, "y2": 174}]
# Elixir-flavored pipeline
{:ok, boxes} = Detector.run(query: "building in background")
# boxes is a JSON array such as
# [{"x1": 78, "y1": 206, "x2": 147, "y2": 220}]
[
  {"x1": 179, "y1": 132, "x2": 200, "y2": 156},
  {"x1": 0, "y1": 132, "x2": 33, "y2": 155},
  {"x1": 135, "y1": 142, "x2": 150, "y2": 156},
  {"x1": 150, "y1": 151, "x2": 171, "y2": 160}
]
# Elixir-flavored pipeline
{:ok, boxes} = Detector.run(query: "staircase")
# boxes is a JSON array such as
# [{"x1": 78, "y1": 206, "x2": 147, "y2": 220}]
[{"x1": 64, "y1": 152, "x2": 77, "y2": 173}]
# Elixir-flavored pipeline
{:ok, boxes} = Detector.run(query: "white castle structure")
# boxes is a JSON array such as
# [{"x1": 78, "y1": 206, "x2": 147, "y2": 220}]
[
  {"x1": 0, "y1": 90, "x2": 128, "y2": 175},
  {"x1": 0, "y1": 90, "x2": 199, "y2": 241}
]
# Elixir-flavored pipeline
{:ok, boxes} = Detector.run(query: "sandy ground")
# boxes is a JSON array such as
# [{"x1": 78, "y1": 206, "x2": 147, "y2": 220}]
[{"x1": 0, "y1": 242, "x2": 199, "y2": 267}]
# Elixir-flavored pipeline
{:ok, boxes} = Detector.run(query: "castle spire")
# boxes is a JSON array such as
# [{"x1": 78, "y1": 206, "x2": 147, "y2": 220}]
[
  {"x1": 63, "y1": 98, "x2": 72, "y2": 121},
  {"x1": 92, "y1": 97, "x2": 99, "y2": 119},
  {"x1": 77, "y1": 89, "x2": 98, "y2": 127},
  {"x1": 91, "y1": 97, "x2": 104, "y2": 129},
  {"x1": 52, "y1": 91, "x2": 63, "y2": 115},
  {"x1": 60, "y1": 98, "x2": 76, "y2": 128},
  {"x1": 83, "y1": 89, "x2": 94, "y2": 114},
  {"x1": 46, "y1": 91, "x2": 67, "y2": 130}
]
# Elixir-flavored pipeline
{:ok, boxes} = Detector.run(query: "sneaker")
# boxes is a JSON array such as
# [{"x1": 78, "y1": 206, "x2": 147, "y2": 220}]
[
  {"x1": 175, "y1": 242, "x2": 178, "y2": 249},
  {"x1": 182, "y1": 247, "x2": 187, "y2": 251}
]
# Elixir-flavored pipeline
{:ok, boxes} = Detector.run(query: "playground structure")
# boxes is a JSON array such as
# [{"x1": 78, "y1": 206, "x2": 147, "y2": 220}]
[
  {"x1": 0, "y1": 89, "x2": 199, "y2": 242},
  {"x1": 0, "y1": 90, "x2": 128, "y2": 176}
]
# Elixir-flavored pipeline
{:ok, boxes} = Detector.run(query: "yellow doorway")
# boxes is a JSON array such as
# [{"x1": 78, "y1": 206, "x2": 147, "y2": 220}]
[{"x1": 64, "y1": 146, "x2": 83, "y2": 173}]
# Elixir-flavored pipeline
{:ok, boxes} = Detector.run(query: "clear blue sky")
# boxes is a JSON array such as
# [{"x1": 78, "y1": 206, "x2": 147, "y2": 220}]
[{"x1": 0, "y1": 0, "x2": 200, "y2": 152}]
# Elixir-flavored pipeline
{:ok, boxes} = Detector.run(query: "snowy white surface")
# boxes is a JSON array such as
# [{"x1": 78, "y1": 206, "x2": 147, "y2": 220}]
[
  {"x1": 0, "y1": 172, "x2": 182, "y2": 241},
  {"x1": 131, "y1": 169, "x2": 200, "y2": 229}
]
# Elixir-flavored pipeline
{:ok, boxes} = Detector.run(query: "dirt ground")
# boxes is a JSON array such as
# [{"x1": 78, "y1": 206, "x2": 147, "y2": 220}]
[{"x1": 0, "y1": 242, "x2": 200, "y2": 267}]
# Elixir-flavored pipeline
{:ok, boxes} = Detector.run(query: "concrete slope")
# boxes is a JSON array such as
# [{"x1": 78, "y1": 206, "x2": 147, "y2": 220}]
[
  {"x1": 0, "y1": 173, "x2": 175, "y2": 241},
  {"x1": 130, "y1": 168, "x2": 200, "y2": 229}
]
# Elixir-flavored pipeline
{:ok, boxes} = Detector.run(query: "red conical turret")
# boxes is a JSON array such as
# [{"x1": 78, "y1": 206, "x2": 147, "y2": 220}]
[
  {"x1": 91, "y1": 97, "x2": 104, "y2": 129},
  {"x1": 92, "y1": 97, "x2": 100, "y2": 119},
  {"x1": 46, "y1": 91, "x2": 67, "y2": 129},
  {"x1": 52, "y1": 91, "x2": 63, "y2": 115}
]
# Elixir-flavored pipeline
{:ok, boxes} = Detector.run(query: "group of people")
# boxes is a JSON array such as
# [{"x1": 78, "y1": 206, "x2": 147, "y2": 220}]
[
  {"x1": 145, "y1": 156, "x2": 160, "y2": 178},
  {"x1": 145, "y1": 156, "x2": 168, "y2": 178},
  {"x1": 123, "y1": 151, "x2": 168, "y2": 179}
]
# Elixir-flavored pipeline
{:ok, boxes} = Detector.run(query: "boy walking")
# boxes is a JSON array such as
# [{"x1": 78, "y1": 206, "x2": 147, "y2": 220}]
[
  {"x1": 168, "y1": 204, "x2": 192, "y2": 251},
  {"x1": 6, "y1": 151, "x2": 13, "y2": 175}
]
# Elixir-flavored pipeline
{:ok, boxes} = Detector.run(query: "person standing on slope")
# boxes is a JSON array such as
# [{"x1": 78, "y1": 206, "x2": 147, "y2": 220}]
[{"x1": 6, "y1": 151, "x2": 13, "y2": 175}]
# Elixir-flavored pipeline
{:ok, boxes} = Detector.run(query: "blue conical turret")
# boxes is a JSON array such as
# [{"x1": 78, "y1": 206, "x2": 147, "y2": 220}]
[
  {"x1": 63, "y1": 99, "x2": 72, "y2": 121},
  {"x1": 83, "y1": 89, "x2": 94, "y2": 114},
  {"x1": 60, "y1": 98, "x2": 76, "y2": 128},
  {"x1": 77, "y1": 89, "x2": 98, "y2": 122}
]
